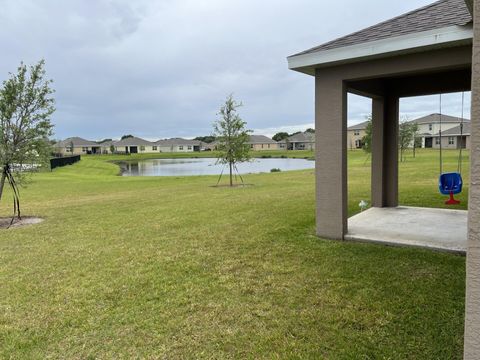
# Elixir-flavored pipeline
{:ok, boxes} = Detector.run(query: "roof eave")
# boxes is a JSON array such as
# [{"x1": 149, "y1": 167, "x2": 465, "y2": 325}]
[
  {"x1": 288, "y1": 25, "x2": 473, "y2": 76},
  {"x1": 465, "y1": 0, "x2": 473, "y2": 16}
]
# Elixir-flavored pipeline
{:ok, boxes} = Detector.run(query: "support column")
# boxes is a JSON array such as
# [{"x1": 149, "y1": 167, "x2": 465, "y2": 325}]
[
  {"x1": 315, "y1": 71, "x2": 347, "y2": 239},
  {"x1": 371, "y1": 95, "x2": 399, "y2": 207},
  {"x1": 464, "y1": 0, "x2": 480, "y2": 357}
]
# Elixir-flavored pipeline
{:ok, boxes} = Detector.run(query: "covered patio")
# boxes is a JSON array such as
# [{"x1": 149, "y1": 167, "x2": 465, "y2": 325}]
[
  {"x1": 347, "y1": 206, "x2": 467, "y2": 253},
  {"x1": 288, "y1": 0, "x2": 480, "y2": 357}
]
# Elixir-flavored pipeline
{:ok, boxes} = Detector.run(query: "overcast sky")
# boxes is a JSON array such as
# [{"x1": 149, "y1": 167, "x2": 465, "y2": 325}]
[{"x1": 0, "y1": 0, "x2": 471, "y2": 140}]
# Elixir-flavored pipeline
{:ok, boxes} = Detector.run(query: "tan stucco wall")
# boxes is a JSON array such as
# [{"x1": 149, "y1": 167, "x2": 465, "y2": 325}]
[
  {"x1": 158, "y1": 145, "x2": 201, "y2": 152},
  {"x1": 55, "y1": 146, "x2": 98, "y2": 156},
  {"x1": 250, "y1": 143, "x2": 279, "y2": 151},
  {"x1": 115, "y1": 145, "x2": 158, "y2": 153},
  {"x1": 464, "y1": 1, "x2": 480, "y2": 357},
  {"x1": 347, "y1": 129, "x2": 366, "y2": 149},
  {"x1": 432, "y1": 136, "x2": 470, "y2": 149}
]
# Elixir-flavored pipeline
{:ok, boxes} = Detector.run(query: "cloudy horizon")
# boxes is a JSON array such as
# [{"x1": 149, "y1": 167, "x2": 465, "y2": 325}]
[{"x1": 0, "y1": 0, "x2": 471, "y2": 141}]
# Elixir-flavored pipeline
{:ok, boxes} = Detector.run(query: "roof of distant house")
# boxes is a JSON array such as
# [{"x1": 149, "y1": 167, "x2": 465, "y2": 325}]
[
  {"x1": 278, "y1": 132, "x2": 315, "y2": 143},
  {"x1": 348, "y1": 121, "x2": 370, "y2": 131},
  {"x1": 247, "y1": 135, "x2": 277, "y2": 144},
  {"x1": 55, "y1": 137, "x2": 98, "y2": 147},
  {"x1": 98, "y1": 140, "x2": 115, "y2": 147},
  {"x1": 113, "y1": 136, "x2": 154, "y2": 146},
  {"x1": 407, "y1": 113, "x2": 470, "y2": 125},
  {"x1": 435, "y1": 122, "x2": 471, "y2": 136}
]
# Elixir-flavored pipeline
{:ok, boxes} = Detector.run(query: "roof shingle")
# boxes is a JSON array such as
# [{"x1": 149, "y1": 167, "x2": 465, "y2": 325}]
[{"x1": 292, "y1": 0, "x2": 471, "y2": 57}]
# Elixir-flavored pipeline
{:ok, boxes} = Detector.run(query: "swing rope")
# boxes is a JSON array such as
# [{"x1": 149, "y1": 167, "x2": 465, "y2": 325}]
[
  {"x1": 458, "y1": 91, "x2": 465, "y2": 174},
  {"x1": 439, "y1": 94, "x2": 443, "y2": 175}
]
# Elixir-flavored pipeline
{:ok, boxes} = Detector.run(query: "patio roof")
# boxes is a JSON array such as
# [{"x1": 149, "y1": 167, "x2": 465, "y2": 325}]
[{"x1": 288, "y1": 0, "x2": 473, "y2": 75}]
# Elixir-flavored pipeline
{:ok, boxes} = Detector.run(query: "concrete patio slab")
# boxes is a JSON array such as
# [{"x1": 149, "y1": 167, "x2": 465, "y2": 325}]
[{"x1": 346, "y1": 206, "x2": 467, "y2": 254}]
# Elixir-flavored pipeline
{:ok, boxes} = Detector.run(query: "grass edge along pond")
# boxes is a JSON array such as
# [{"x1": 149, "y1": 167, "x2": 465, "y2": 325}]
[{"x1": 0, "y1": 149, "x2": 467, "y2": 358}]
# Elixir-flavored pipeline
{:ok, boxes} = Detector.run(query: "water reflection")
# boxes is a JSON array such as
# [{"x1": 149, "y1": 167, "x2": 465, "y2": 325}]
[{"x1": 118, "y1": 158, "x2": 314, "y2": 176}]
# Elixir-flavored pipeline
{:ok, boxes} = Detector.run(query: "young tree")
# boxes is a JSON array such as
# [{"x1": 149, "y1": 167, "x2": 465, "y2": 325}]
[
  {"x1": 0, "y1": 60, "x2": 55, "y2": 220},
  {"x1": 362, "y1": 116, "x2": 373, "y2": 154},
  {"x1": 399, "y1": 119, "x2": 418, "y2": 162},
  {"x1": 213, "y1": 95, "x2": 252, "y2": 186}
]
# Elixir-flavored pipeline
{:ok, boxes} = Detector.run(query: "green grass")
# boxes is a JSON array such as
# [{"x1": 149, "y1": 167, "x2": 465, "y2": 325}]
[{"x1": 0, "y1": 149, "x2": 467, "y2": 358}]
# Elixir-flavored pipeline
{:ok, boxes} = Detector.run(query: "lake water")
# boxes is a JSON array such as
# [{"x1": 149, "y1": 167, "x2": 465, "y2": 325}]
[{"x1": 118, "y1": 158, "x2": 315, "y2": 177}]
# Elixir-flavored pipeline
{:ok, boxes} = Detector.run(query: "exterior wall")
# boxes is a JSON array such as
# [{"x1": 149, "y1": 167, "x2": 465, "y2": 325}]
[
  {"x1": 157, "y1": 145, "x2": 201, "y2": 152},
  {"x1": 55, "y1": 146, "x2": 98, "y2": 156},
  {"x1": 465, "y1": 1, "x2": 480, "y2": 357},
  {"x1": 115, "y1": 145, "x2": 158, "y2": 153},
  {"x1": 292, "y1": 141, "x2": 315, "y2": 150},
  {"x1": 431, "y1": 135, "x2": 471, "y2": 149},
  {"x1": 347, "y1": 129, "x2": 366, "y2": 149},
  {"x1": 417, "y1": 123, "x2": 466, "y2": 148},
  {"x1": 250, "y1": 143, "x2": 279, "y2": 151}
]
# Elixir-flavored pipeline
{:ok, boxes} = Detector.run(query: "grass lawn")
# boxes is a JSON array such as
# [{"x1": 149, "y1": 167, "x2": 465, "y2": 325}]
[{"x1": 0, "y1": 149, "x2": 467, "y2": 358}]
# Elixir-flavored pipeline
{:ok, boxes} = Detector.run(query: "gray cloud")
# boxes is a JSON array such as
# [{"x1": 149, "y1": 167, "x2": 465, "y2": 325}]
[{"x1": 0, "y1": 0, "x2": 466, "y2": 140}]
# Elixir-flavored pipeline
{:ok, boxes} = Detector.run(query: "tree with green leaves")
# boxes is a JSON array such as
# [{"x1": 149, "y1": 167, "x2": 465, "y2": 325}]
[
  {"x1": 194, "y1": 135, "x2": 216, "y2": 143},
  {"x1": 362, "y1": 116, "x2": 372, "y2": 154},
  {"x1": 213, "y1": 95, "x2": 252, "y2": 186},
  {"x1": 0, "y1": 60, "x2": 55, "y2": 221},
  {"x1": 399, "y1": 119, "x2": 418, "y2": 162},
  {"x1": 272, "y1": 132, "x2": 289, "y2": 142},
  {"x1": 121, "y1": 134, "x2": 134, "y2": 140}
]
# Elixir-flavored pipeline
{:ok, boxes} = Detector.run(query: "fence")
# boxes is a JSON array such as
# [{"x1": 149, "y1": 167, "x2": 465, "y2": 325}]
[{"x1": 50, "y1": 155, "x2": 81, "y2": 170}]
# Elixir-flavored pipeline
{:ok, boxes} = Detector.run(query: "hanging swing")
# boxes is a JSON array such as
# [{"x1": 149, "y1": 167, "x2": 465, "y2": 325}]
[{"x1": 437, "y1": 93, "x2": 465, "y2": 205}]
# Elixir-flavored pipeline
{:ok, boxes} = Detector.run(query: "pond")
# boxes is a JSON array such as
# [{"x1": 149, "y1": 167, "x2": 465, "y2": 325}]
[{"x1": 117, "y1": 158, "x2": 315, "y2": 177}]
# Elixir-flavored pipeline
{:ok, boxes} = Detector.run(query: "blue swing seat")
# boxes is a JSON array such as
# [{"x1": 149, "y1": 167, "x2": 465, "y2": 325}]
[{"x1": 438, "y1": 172, "x2": 463, "y2": 195}]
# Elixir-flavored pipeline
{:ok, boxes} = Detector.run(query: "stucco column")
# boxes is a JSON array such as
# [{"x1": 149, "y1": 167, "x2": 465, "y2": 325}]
[
  {"x1": 464, "y1": 0, "x2": 480, "y2": 357},
  {"x1": 315, "y1": 71, "x2": 347, "y2": 239},
  {"x1": 371, "y1": 95, "x2": 399, "y2": 207}
]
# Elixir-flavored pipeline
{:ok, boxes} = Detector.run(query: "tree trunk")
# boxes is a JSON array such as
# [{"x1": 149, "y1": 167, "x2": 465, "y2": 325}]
[
  {"x1": 0, "y1": 168, "x2": 6, "y2": 202},
  {"x1": 229, "y1": 161, "x2": 233, "y2": 187}
]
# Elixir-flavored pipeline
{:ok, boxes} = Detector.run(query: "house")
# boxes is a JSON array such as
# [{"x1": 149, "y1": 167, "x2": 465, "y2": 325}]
[
  {"x1": 347, "y1": 121, "x2": 369, "y2": 149},
  {"x1": 113, "y1": 136, "x2": 157, "y2": 154},
  {"x1": 407, "y1": 113, "x2": 470, "y2": 147},
  {"x1": 432, "y1": 122, "x2": 471, "y2": 149},
  {"x1": 54, "y1": 137, "x2": 101, "y2": 156},
  {"x1": 287, "y1": 0, "x2": 480, "y2": 355},
  {"x1": 155, "y1": 138, "x2": 203, "y2": 152},
  {"x1": 206, "y1": 135, "x2": 278, "y2": 151},
  {"x1": 247, "y1": 135, "x2": 279, "y2": 150},
  {"x1": 278, "y1": 132, "x2": 315, "y2": 150},
  {"x1": 97, "y1": 140, "x2": 116, "y2": 154}
]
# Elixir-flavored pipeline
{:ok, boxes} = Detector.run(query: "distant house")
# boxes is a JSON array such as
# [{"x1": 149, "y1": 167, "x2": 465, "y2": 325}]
[
  {"x1": 97, "y1": 140, "x2": 115, "y2": 154},
  {"x1": 54, "y1": 137, "x2": 101, "y2": 156},
  {"x1": 247, "y1": 135, "x2": 279, "y2": 150},
  {"x1": 279, "y1": 132, "x2": 315, "y2": 150},
  {"x1": 347, "y1": 121, "x2": 369, "y2": 150},
  {"x1": 406, "y1": 113, "x2": 470, "y2": 148},
  {"x1": 206, "y1": 135, "x2": 278, "y2": 151},
  {"x1": 155, "y1": 138, "x2": 203, "y2": 152},
  {"x1": 432, "y1": 122, "x2": 471, "y2": 149},
  {"x1": 113, "y1": 137, "x2": 156, "y2": 154}
]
